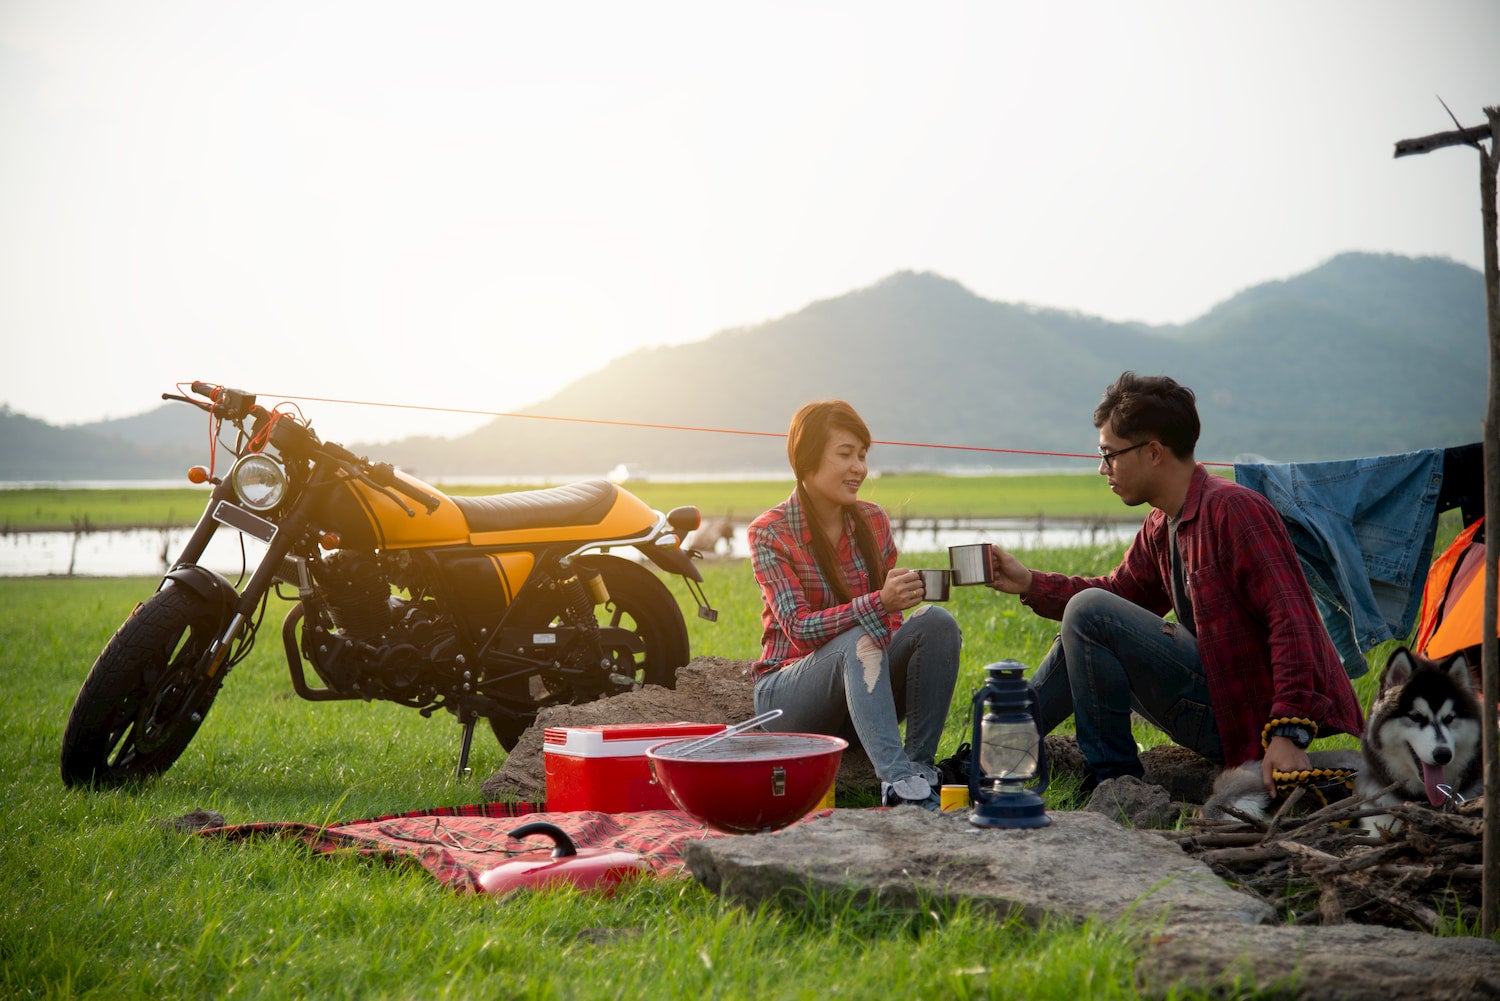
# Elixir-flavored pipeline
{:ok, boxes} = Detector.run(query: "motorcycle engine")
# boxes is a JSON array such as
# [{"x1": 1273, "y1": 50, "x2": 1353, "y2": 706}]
[
  {"x1": 316, "y1": 549, "x2": 391, "y2": 639},
  {"x1": 308, "y1": 549, "x2": 466, "y2": 705}
]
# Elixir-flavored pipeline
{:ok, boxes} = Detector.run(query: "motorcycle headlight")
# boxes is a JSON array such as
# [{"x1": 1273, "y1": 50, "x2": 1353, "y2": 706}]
[{"x1": 230, "y1": 454, "x2": 289, "y2": 512}]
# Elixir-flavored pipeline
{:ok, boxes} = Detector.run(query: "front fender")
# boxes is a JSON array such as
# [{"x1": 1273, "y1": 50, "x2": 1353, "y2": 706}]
[{"x1": 161, "y1": 564, "x2": 239, "y2": 613}]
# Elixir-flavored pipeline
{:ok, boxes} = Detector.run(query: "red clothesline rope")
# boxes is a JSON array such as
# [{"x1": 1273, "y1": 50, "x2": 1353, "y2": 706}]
[{"x1": 259, "y1": 391, "x2": 1235, "y2": 467}]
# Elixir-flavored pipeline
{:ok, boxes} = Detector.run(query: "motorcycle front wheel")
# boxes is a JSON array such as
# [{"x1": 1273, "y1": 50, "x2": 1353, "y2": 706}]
[
  {"x1": 487, "y1": 553, "x2": 691, "y2": 750},
  {"x1": 60, "y1": 582, "x2": 229, "y2": 788}
]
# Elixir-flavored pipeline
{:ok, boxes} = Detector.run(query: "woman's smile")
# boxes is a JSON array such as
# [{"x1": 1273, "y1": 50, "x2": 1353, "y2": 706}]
[{"x1": 804, "y1": 429, "x2": 869, "y2": 512}]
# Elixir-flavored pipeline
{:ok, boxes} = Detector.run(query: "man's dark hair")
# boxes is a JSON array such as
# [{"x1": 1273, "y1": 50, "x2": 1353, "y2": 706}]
[{"x1": 1093, "y1": 372, "x2": 1200, "y2": 459}]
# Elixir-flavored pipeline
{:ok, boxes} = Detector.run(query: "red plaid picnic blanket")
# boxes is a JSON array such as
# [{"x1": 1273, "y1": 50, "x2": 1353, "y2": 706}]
[{"x1": 202, "y1": 802, "x2": 752, "y2": 893}]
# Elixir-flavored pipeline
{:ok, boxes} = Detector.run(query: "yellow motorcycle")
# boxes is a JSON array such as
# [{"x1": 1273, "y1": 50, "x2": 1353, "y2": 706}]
[{"x1": 60, "y1": 383, "x2": 715, "y2": 787}]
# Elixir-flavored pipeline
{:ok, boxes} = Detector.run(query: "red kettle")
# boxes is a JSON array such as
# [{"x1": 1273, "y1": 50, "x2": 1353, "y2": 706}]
[{"x1": 476, "y1": 821, "x2": 649, "y2": 896}]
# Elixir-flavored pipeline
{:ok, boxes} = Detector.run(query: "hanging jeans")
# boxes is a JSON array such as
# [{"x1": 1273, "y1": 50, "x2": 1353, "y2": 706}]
[
  {"x1": 753, "y1": 604, "x2": 961, "y2": 785},
  {"x1": 1234, "y1": 449, "x2": 1445, "y2": 679},
  {"x1": 1031, "y1": 589, "x2": 1223, "y2": 783}
]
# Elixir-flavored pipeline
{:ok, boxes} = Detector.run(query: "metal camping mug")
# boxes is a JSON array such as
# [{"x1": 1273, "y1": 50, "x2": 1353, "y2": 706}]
[
  {"x1": 915, "y1": 569, "x2": 951, "y2": 602},
  {"x1": 948, "y1": 544, "x2": 995, "y2": 586}
]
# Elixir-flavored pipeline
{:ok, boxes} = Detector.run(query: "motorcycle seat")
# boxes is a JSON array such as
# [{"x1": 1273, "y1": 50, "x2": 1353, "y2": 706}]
[{"x1": 451, "y1": 479, "x2": 621, "y2": 534}]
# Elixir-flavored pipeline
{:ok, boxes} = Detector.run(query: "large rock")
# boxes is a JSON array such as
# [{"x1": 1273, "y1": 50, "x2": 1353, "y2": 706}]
[
  {"x1": 1139, "y1": 920, "x2": 1500, "y2": 1000},
  {"x1": 682, "y1": 807, "x2": 1500, "y2": 999},
  {"x1": 682, "y1": 808, "x2": 1273, "y2": 927},
  {"x1": 480, "y1": 656, "x2": 878, "y2": 802}
]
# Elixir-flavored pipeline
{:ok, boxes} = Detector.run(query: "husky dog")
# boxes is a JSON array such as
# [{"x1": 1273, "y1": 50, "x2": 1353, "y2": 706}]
[
  {"x1": 1202, "y1": 647, "x2": 1482, "y2": 828},
  {"x1": 1355, "y1": 646, "x2": 1483, "y2": 832}
]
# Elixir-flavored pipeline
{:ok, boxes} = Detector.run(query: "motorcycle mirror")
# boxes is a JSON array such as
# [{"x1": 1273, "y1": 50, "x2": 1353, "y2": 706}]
[{"x1": 667, "y1": 506, "x2": 701, "y2": 536}]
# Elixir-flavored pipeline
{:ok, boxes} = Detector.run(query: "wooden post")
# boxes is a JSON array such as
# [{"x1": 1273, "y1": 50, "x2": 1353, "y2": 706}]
[
  {"x1": 1394, "y1": 104, "x2": 1500, "y2": 937},
  {"x1": 1481, "y1": 106, "x2": 1500, "y2": 940}
]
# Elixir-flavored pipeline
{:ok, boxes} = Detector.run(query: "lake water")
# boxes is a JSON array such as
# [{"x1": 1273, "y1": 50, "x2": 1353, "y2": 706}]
[
  {"x1": 0, "y1": 518, "x2": 1134, "y2": 577},
  {"x1": 0, "y1": 528, "x2": 272, "y2": 578}
]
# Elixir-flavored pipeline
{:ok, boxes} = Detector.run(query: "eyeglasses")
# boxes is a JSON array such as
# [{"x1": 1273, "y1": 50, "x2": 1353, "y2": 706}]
[{"x1": 1097, "y1": 441, "x2": 1152, "y2": 471}]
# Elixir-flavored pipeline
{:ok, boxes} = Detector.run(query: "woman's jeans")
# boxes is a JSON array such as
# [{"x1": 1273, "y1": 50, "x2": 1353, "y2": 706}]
[
  {"x1": 1031, "y1": 589, "x2": 1222, "y2": 782},
  {"x1": 753, "y1": 605, "x2": 961, "y2": 785}
]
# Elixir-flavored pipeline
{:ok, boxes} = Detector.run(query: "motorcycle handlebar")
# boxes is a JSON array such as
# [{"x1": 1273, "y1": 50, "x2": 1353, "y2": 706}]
[
  {"x1": 162, "y1": 382, "x2": 227, "y2": 413},
  {"x1": 168, "y1": 384, "x2": 442, "y2": 515},
  {"x1": 162, "y1": 392, "x2": 212, "y2": 413},
  {"x1": 164, "y1": 382, "x2": 248, "y2": 419},
  {"x1": 172, "y1": 382, "x2": 256, "y2": 421},
  {"x1": 319, "y1": 438, "x2": 360, "y2": 465},
  {"x1": 369, "y1": 462, "x2": 442, "y2": 515},
  {"x1": 317, "y1": 439, "x2": 440, "y2": 515}
]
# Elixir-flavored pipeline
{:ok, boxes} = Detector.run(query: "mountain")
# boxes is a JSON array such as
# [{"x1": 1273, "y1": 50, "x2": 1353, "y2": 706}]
[
  {"x1": 0, "y1": 396, "x2": 234, "y2": 481},
  {"x1": 378, "y1": 252, "x2": 1486, "y2": 476},
  {"x1": 0, "y1": 252, "x2": 1486, "y2": 481}
]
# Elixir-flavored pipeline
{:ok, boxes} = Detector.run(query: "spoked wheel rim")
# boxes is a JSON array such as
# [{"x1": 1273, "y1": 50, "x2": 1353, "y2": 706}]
[
  {"x1": 106, "y1": 616, "x2": 218, "y2": 769},
  {"x1": 61, "y1": 580, "x2": 231, "y2": 787}
]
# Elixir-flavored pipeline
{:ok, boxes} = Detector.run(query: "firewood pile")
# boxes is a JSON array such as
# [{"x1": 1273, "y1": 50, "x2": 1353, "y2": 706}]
[{"x1": 1164, "y1": 784, "x2": 1484, "y2": 933}]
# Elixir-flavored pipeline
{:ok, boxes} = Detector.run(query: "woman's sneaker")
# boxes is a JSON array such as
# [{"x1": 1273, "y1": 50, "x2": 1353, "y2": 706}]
[{"x1": 881, "y1": 775, "x2": 940, "y2": 811}]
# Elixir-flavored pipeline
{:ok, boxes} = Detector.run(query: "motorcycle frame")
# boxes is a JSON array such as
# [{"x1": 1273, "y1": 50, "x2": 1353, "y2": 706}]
[
  {"x1": 160, "y1": 430, "x2": 704, "y2": 776},
  {"x1": 283, "y1": 533, "x2": 673, "y2": 705}
]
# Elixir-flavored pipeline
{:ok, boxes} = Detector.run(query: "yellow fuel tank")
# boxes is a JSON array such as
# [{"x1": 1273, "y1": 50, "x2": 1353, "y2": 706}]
[{"x1": 312, "y1": 470, "x2": 469, "y2": 550}]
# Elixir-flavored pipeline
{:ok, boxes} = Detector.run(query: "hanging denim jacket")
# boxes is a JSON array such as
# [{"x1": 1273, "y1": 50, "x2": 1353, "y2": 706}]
[{"x1": 1234, "y1": 449, "x2": 1444, "y2": 679}]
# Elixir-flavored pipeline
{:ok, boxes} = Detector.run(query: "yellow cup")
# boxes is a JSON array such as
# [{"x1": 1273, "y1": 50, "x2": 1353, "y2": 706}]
[
  {"x1": 940, "y1": 784, "x2": 969, "y2": 812},
  {"x1": 816, "y1": 784, "x2": 836, "y2": 810}
]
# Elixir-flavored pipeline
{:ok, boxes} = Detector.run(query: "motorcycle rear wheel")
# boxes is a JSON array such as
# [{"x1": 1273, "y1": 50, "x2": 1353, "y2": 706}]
[
  {"x1": 60, "y1": 582, "x2": 229, "y2": 788},
  {"x1": 487, "y1": 553, "x2": 690, "y2": 750}
]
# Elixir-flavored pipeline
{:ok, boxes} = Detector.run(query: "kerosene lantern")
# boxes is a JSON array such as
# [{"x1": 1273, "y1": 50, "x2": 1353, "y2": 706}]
[{"x1": 967, "y1": 660, "x2": 1051, "y2": 828}]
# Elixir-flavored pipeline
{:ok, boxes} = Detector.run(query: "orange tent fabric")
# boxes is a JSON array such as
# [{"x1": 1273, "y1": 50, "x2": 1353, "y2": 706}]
[{"x1": 1417, "y1": 518, "x2": 1495, "y2": 659}]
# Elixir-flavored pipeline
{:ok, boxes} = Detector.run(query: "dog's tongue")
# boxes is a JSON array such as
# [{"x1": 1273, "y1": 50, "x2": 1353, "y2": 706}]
[{"x1": 1422, "y1": 762, "x2": 1448, "y2": 807}]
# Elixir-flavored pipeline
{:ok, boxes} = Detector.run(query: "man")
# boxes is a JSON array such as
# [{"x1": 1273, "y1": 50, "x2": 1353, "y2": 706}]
[{"x1": 986, "y1": 372, "x2": 1363, "y2": 794}]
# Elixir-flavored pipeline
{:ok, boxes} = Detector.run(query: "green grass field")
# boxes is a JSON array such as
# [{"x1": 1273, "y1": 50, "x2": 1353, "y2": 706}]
[
  {"x1": 0, "y1": 531, "x2": 1442, "y2": 998},
  {"x1": 0, "y1": 554, "x2": 1139, "y2": 1001}
]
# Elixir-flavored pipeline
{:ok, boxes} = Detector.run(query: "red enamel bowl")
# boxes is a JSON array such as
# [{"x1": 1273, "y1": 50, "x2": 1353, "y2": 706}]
[{"x1": 647, "y1": 732, "x2": 847, "y2": 834}]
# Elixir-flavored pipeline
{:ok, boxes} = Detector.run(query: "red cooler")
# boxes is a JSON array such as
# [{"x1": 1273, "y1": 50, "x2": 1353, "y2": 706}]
[{"x1": 543, "y1": 722, "x2": 726, "y2": 813}]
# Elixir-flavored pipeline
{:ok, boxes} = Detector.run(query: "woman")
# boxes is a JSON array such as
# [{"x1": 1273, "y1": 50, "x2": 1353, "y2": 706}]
[{"x1": 748, "y1": 400, "x2": 961, "y2": 809}]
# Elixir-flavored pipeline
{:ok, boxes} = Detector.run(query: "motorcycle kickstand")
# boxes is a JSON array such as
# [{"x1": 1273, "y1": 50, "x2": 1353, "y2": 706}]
[{"x1": 455, "y1": 711, "x2": 476, "y2": 780}]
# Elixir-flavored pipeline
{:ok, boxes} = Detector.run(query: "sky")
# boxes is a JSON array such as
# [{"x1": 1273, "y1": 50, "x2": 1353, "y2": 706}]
[{"x1": 2, "y1": 1, "x2": 1496, "y2": 444}]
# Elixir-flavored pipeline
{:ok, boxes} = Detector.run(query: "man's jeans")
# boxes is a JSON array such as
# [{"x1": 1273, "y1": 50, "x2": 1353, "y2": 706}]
[
  {"x1": 1031, "y1": 589, "x2": 1222, "y2": 782},
  {"x1": 753, "y1": 605, "x2": 961, "y2": 785}
]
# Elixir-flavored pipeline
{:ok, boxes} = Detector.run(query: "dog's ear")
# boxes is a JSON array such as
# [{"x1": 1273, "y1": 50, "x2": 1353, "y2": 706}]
[
  {"x1": 1435, "y1": 651, "x2": 1475, "y2": 691},
  {"x1": 1381, "y1": 647, "x2": 1414, "y2": 690}
]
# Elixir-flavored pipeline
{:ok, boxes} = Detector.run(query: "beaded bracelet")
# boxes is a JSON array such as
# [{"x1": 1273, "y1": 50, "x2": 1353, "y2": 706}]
[
  {"x1": 1261, "y1": 716, "x2": 1318, "y2": 750},
  {"x1": 1270, "y1": 766, "x2": 1357, "y2": 811}
]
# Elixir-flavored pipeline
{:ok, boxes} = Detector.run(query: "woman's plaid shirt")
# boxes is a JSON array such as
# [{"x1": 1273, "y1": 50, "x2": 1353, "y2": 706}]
[{"x1": 748, "y1": 491, "x2": 900, "y2": 680}]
